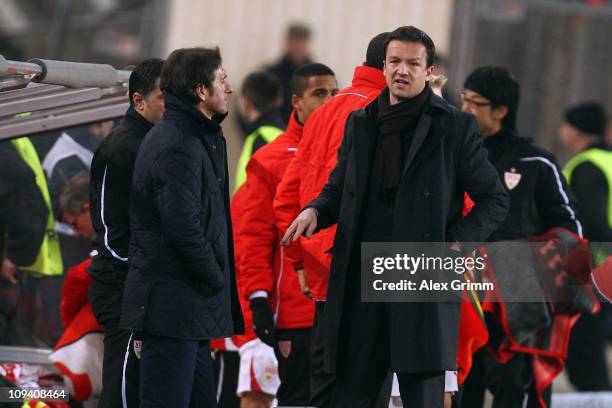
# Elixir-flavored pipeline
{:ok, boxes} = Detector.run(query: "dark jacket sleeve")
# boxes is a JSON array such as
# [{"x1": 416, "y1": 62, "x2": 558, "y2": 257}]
[
  {"x1": 0, "y1": 148, "x2": 48, "y2": 266},
  {"x1": 151, "y1": 146, "x2": 224, "y2": 291},
  {"x1": 533, "y1": 154, "x2": 581, "y2": 235},
  {"x1": 92, "y1": 153, "x2": 134, "y2": 261},
  {"x1": 569, "y1": 162, "x2": 609, "y2": 240},
  {"x1": 449, "y1": 115, "x2": 509, "y2": 249},
  {"x1": 306, "y1": 113, "x2": 354, "y2": 229}
]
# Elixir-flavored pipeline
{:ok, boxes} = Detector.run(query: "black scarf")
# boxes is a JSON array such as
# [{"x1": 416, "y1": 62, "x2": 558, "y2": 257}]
[{"x1": 376, "y1": 83, "x2": 432, "y2": 196}]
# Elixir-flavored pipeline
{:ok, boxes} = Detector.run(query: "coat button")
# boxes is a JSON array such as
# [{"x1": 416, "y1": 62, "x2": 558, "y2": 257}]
[
  {"x1": 217, "y1": 178, "x2": 222, "y2": 183},
  {"x1": 424, "y1": 232, "x2": 431, "y2": 238},
  {"x1": 139, "y1": 305, "x2": 144, "y2": 310},
  {"x1": 423, "y1": 190, "x2": 430, "y2": 197},
  {"x1": 212, "y1": 145, "x2": 217, "y2": 150}
]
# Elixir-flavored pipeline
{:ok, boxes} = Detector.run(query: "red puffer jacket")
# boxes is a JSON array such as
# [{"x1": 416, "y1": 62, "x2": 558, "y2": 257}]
[
  {"x1": 239, "y1": 113, "x2": 314, "y2": 329},
  {"x1": 273, "y1": 65, "x2": 386, "y2": 301}
]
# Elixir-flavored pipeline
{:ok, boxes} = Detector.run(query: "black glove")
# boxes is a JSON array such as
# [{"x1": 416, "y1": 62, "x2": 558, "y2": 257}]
[{"x1": 250, "y1": 297, "x2": 276, "y2": 347}]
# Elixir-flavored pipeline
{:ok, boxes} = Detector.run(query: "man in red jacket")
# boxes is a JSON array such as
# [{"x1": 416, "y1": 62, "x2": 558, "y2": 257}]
[
  {"x1": 239, "y1": 62, "x2": 338, "y2": 406},
  {"x1": 273, "y1": 32, "x2": 389, "y2": 407}
]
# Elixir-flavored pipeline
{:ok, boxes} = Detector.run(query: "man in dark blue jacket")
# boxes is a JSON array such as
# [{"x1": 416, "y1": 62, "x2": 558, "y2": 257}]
[
  {"x1": 89, "y1": 58, "x2": 164, "y2": 408},
  {"x1": 121, "y1": 47, "x2": 244, "y2": 408}
]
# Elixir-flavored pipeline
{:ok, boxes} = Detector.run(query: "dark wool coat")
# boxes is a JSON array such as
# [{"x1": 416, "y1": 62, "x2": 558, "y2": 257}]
[{"x1": 308, "y1": 93, "x2": 509, "y2": 373}]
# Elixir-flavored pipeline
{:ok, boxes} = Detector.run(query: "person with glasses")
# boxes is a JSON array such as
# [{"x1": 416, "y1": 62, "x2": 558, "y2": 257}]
[{"x1": 459, "y1": 66, "x2": 583, "y2": 408}]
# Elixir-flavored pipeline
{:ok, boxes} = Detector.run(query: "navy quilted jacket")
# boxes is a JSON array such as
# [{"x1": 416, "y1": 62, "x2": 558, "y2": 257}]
[{"x1": 120, "y1": 92, "x2": 244, "y2": 339}]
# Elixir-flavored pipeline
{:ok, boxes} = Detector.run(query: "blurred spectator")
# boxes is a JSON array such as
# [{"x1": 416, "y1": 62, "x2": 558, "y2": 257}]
[
  {"x1": 266, "y1": 22, "x2": 313, "y2": 123},
  {"x1": 433, "y1": 54, "x2": 459, "y2": 108},
  {"x1": 0, "y1": 137, "x2": 63, "y2": 346},
  {"x1": 430, "y1": 74, "x2": 448, "y2": 98},
  {"x1": 560, "y1": 101, "x2": 612, "y2": 392},
  {"x1": 59, "y1": 172, "x2": 94, "y2": 239},
  {"x1": 51, "y1": 172, "x2": 105, "y2": 402},
  {"x1": 235, "y1": 70, "x2": 284, "y2": 190},
  {"x1": 88, "y1": 57, "x2": 164, "y2": 408}
]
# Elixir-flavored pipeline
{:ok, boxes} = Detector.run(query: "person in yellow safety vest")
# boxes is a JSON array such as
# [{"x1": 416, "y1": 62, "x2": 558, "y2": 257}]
[
  {"x1": 559, "y1": 101, "x2": 612, "y2": 393},
  {"x1": 0, "y1": 136, "x2": 63, "y2": 345},
  {"x1": 561, "y1": 103, "x2": 612, "y2": 264},
  {"x1": 234, "y1": 71, "x2": 285, "y2": 191}
]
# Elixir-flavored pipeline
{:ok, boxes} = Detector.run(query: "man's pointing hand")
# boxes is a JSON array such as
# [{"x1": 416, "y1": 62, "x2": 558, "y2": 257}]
[{"x1": 280, "y1": 207, "x2": 318, "y2": 245}]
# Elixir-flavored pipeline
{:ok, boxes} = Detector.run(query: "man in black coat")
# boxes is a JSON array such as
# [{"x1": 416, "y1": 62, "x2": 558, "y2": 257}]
[
  {"x1": 121, "y1": 47, "x2": 244, "y2": 408},
  {"x1": 88, "y1": 58, "x2": 164, "y2": 408},
  {"x1": 282, "y1": 26, "x2": 508, "y2": 407}
]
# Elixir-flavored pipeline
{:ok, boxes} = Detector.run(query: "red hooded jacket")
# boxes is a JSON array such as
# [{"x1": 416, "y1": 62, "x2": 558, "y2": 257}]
[
  {"x1": 238, "y1": 113, "x2": 314, "y2": 329},
  {"x1": 273, "y1": 65, "x2": 386, "y2": 300}
]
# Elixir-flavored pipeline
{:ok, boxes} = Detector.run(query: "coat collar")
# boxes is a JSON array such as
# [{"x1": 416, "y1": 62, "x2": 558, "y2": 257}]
[
  {"x1": 163, "y1": 92, "x2": 227, "y2": 134},
  {"x1": 124, "y1": 105, "x2": 154, "y2": 132},
  {"x1": 364, "y1": 87, "x2": 451, "y2": 118},
  {"x1": 351, "y1": 65, "x2": 387, "y2": 91},
  {"x1": 352, "y1": 86, "x2": 450, "y2": 186},
  {"x1": 285, "y1": 110, "x2": 303, "y2": 145}
]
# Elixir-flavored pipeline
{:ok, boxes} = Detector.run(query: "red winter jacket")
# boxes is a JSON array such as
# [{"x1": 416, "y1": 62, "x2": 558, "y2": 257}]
[
  {"x1": 273, "y1": 65, "x2": 386, "y2": 300},
  {"x1": 239, "y1": 113, "x2": 314, "y2": 329}
]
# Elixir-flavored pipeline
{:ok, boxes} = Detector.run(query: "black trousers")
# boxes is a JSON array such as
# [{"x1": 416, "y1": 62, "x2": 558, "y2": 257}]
[
  {"x1": 566, "y1": 312, "x2": 612, "y2": 391},
  {"x1": 310, "y1": 301, "x2": 336, "y2": 408},
  {"x1": 139, "y1": 334, "x2": 217, "y2": 408},
  {"x1": 460, "y1": 348, "x2": 551, "y2": 408},
  {"x1": 212, "y1": 350, "x2": 240, "y2": 408},
  {"x1": 89, "y1": 279, "x2": 139, "y2": 408},
  {"x1": 274, "y1": 327, "x2": 311, "y2": 406},
  {"x1": 332, "y1": 282, "x2": 445, "y2": 408}
]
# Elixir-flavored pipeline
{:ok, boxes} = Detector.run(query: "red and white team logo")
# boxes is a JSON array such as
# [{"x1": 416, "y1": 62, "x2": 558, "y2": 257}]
[
  {"x1": 133, "y1": 340, "x2": 142, "y2": 360},
  {"x1": 504, "y1": 170, "x2": 522, "y2": 190},
  {"x1": 278, "y1": 340, "x2": 292, "y2": 358}
]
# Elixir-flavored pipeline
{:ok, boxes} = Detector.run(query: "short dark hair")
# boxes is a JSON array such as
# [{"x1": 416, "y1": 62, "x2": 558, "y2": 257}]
[
  {"x1": 464, "y1": 66, "x2": 520, "y2": 130},
  {"x1": 160, "y1": 47, "x2": 222, "y2": 106},
  {"x1": 290, "y1": 63, "x2": 335, "y2": 97},
  {"x1": 128, "y1": 58, "x2": 164, "y2": 108},
  {"x1": 59, "y1": 172, "x2": 89, "y2": 215},
  {"x1": 287, "y1": 22, "x2": 311, "y2": 39},
  {"x1": 385, "y1": 26, "x2": 436, "y2": 67},
  {"x1": 242, "y1": 71, "x2": 282, "y2": 113},
  {"x1": 365, "y1": 32, "x2": 390, "y2": 70}
]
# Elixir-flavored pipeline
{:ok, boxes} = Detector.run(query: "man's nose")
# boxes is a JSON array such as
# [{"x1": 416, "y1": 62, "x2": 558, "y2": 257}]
[{"x1": 397, "y1": 62, "x2": 410, "y2": 75}]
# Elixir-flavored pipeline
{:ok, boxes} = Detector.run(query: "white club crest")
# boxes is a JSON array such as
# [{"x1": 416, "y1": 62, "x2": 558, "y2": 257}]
[{"x1": 504, "y1": 171, "x2": 522, "y2": 190}]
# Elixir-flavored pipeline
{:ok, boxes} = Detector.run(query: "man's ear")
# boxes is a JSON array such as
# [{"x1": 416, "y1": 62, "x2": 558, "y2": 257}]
[
  {"x1": 425, "y1": 65, "x2": 435, "y2": 81},
  {"x1": 291, "y1": 94, "x2": 301, "y2": 111},
  {"x1": 196, "y1": 84, "x2": 208, "y2": 101},
  {"x1": 492, "y1": 105, "x2": 509, "y2": 121},
  {"x1": 132, "y1": 92, "x2": 144, "y2": 111},
  {"x1": 83, "y1": 202, "x2": 90, "y2": 212}
]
